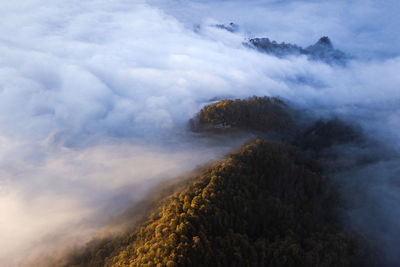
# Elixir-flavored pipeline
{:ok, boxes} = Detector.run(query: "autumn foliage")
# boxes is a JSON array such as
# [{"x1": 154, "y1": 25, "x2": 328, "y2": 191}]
[
  {"x1": 63, "y1": 140, "x2": 366, "y2": 267},
  {"x1": 59, "y1": 98, "x2": 375, "y2": 267},
  {"x1": 193, "y1": 96, "x2": 293, "y2": 133}
]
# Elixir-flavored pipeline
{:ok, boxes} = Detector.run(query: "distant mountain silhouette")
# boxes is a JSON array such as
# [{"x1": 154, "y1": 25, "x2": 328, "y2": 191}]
[
  {"x1": 215, "y1": 22, "x2": 239, "y2": 33},
  {"x1": 248, "y1": 36, "x2": 349, "y2": 64}
]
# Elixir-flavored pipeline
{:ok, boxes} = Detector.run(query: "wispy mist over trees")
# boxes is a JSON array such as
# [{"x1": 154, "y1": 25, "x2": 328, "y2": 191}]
[
  {"x1": 194, "y1": 96, "x2": 293, "y2": 133},
  {"x1": 58, "y1": 98, "x2": 387, "y2": 267},
  {"x1": 62, "y1": 140, "x2": 371, "y2": 267},
  {"x1": 1, "y1": 0, "x2": 400, "y2": 266}
]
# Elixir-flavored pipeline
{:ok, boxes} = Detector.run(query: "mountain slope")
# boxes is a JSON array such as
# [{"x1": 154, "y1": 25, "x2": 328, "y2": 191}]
[
  {"x1": 193, "y1": 96, "x2": 293, "y2": 133},
  {"x1": 63, "y1": 140, "x2": 367, "y2": 267},
  {"x1": 59, "y1": 97, "x2": 378, "y2": 267}
]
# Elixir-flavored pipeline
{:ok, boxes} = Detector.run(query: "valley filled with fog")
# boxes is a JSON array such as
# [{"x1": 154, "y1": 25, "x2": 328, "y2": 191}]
[{"x1": 0, "y1": 0, "x2": 399, "y2": 265}]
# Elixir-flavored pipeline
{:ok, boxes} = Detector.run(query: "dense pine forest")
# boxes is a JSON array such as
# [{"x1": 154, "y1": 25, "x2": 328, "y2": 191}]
[
  {"x1": 193, "y1": 96, "x2": 293, "y2": 133},
  {"x1": 2, "y1": 1, "x2": 399, "y2": 266},
  {"x1": 58, "y1": 97, "x2": 379, "y2": 267}
]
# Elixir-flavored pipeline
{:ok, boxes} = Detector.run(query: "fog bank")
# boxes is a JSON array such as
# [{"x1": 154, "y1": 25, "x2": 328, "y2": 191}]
[{"x1": 0, "y1": 0, "x2": 399, "y2": 265}]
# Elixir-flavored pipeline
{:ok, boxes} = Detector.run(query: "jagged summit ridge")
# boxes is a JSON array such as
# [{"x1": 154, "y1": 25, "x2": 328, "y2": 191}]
[
  {"x1": 248, "y1": 35, "x2": 348, "y2": 64},
  {"x1": 196, "y1": 21, "x2": 348, "y2": 64},
  {"x1": 305, "y1": 36, "x2": 347, "y2": 63},
  {"x1": 315, "y1": 36, "x2": 333, "y2": 48}
]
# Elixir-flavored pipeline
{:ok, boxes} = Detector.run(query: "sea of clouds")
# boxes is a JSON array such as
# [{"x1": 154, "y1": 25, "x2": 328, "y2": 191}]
[{"x1": 0, "y1": 0, "x2": 399, "y2": 265}]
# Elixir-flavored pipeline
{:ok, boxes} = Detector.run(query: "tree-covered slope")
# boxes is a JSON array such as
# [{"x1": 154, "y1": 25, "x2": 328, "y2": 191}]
[
  {"x1": 58, "y1": 97, "x2": 380, "y2": 267},
  {"x1": 191, "y1": 96, "x2": 293, "y2": 134},
  {"x1": 64, "y1": 140, "x2": 367, "y2": 267}
]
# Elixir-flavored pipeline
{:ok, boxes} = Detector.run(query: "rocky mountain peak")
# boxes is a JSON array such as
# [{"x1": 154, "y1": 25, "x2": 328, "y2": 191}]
[{"x1": 315, "y1": 36, "x2": 333, "y2": 48}]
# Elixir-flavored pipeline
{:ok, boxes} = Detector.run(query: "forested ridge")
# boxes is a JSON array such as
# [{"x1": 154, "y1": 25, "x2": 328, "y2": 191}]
[
  {"x1": 192, "y1": 96, "x2": 293, "y2": 133},
  {"x1": 59, "y1": 97, "x2": 376, "y2": 267}
]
